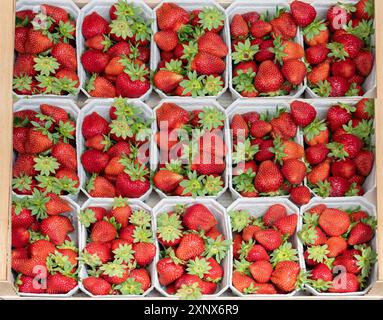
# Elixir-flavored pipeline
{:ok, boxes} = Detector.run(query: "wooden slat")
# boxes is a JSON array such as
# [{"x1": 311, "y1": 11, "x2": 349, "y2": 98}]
[{"x1": 0, "y1": 0, "x2": 15, "y2": 282}]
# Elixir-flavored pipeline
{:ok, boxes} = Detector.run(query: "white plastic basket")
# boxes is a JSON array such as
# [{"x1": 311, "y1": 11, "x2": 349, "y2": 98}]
[
  {"x1": 152, "y1": 98, "x2": 229, "y2": 199},
  {"x1": 14, "y1": 0, "x2": 81, "y2": 99},
  {"x1": 151, "y1": 0, "x2": 230, "y2": 99},
  {"x1": 226, "y1": 0, "x2": 307, "y2": 100},
  {"x1": 227, "y1": 197, "x2": 304, "y2": 297},
  {"x1": 77, "y1": 98, "x2": 155, "y2": 201},
  {"x1": 303, "y1": 0, "x2": 376, "y2": 98},
  {"x1": 152, "y1": 197, "x2": 231, "y2": 298},
  {"x1": 225, "y1": 99, "x2": 306, "y2": 199},
  {"x1": 77, "y1": 0, "x2": 154, "y2": 100},
  {"x1": 300, "y1": 197, "x2": 378, "y2": 296},
  {"x1": 78, "y1": 198, "x2": 155, "y2": 298},
  {"x1": 13, "y1": 195, "x2": 80, "y2": 298},
  {"x1": 298, "y1": 98, "x2": 376, "y2": 197},
  {"x1": 13, "y1": 98, "x2": 82, "y2": 200}
]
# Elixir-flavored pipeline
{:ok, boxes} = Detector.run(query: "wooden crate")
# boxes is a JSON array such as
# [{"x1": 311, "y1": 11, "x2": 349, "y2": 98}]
[{"x1": 0, "y1": 0, "x2": 382, "y2": 299}]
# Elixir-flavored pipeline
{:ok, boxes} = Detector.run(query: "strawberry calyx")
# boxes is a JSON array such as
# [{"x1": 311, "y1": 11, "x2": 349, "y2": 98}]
[
  {"x1": 163, "y1": 160, "x2": 184, "y2": 175},
  {"x1": 157, "y1": 213, "x2": 182, "y2": 242},
  {"x1": 113, "y1": 0, "x2": 141, "y2": 20},
  {"x1": 110, "y1": 18, "x2": 134, "y2": 40},
  {"x1": 56, "y1": 21, "x2": 75, "y2": 43},
  {"x1": 309, "y1": 278, "x2": 333, "y2": 292},
  {"x1": 186, "y1": 257, "x2": 212, "y2": 279},
  {"x1": 312, "y1": 180, "x2": 331, "y2": 198},
  {"x1": 34, "y1": 55, "x2": 60, "y2": 76},
  {"x1": 124, "y1": 62, "x2": 150, "y2": 82},
  {"x1": 354, "y1": 244, "x2": 376, "y2": 285},
  {"x1": 203, "y1": 235, "x2": 231, "y2": 263},
  {"x1": 31, "y1": 13, "x2": 54, "y2": 32},
  {"x1": 198, "y1": 107, "x2": 225, "y2": 131},
  {"x1": 57, "y1": 240, "x2": 78, "y2": 252},
  {"x1": 176, "y1": 282, "x2": 202, "y2": 300},
  {"x1": 110, "y1": 118, "x2": 133, "y2": 139},
  {"x1": 345, "y1": 83, "x2": 361, "y2": 97},
  {"x1": 46, "y1": 250, "x2": 77, "y2": 277},
  {"x1": 232, "y1": 39, "x2": 259, "y2": 64},
  {"x1": 114, "y1": 278, "x2": 143, "y2": 295},
  {"x1": 123, "y1": 161, "x2": 149, "y2": 182},
  {"x1": 29, "y1": 229, "x2": 49, "y2": 242},
  {"x1": 233, "y1": 69, "x2": 256, "y2": 93},
  {"x1": 78, "y1": 208, "x2": 97, "y2": 228},
  {"x1": 204, "y1": 175, "x2": 223, "y2": 196},
  {"x1": 113, "y1": 196, "x2": 128, "y2": 209},
  {"x1": 181, "y1": 41, "x2": 199, "y2": 63},
  {"x1": 104, "y1": 216, "x2": 122, "y2": 231},
  {"x1": 270, "y1": 242, "x2": 299, "y2": 267},
  {"x1": 327, "y1": 41, "x2": 349, "y2": 61},
  {"x1": 229, "y1": 210, "x2": 251, "y2": 232},
  {"x1": 161, "y1": 247, "x2": 184, "y2": 265},
  {"x1": 303, "y1": 118, "x2": 327, "y2": 141},
  {"x1": 132, "y1": 226, "x2": 152, "y2": 243},
  {"x1": 270, "y1": 136, "x2": 288, "y2": 165},
  {"x1": 302, "y1": 19, "x2": 327, "y2": 41},
  {"x1": 160, "y1": 59, "x2": 184, "y2": 75},
  {"x1": 79, "y1": 250, "x2": 103, "y2": 269},
  {"x1": 232, "y1": 170, "x2": 256, "y2": 194},
  {"x1": 100, "y1": 261, "x2": 127, "y2": 278},
  {"x1": 312, "y1": 80, "x2": 331, "y2": 97},
  {"x1": 132, "y1": 19, "x2": 152, "y2": 42},
  {"x1": 12, "y1": 175, "x2": 33, "y2": 193},
  {"x1": 232, "y1": 139, "x2": 259, "y2": 164},
  {"x1": 198, "y1": 7, "x2": 224, "y2": 31},
  {"x1": 233, "y1": 259, "x2": 251, "y2": 275},
  {"x1": 28, "y1": 189, "x2": 50, "y2": 220},
  {"x1": 13, "y1": 75, "x2": 33, "y2": 93},
  {"x1": 56, "y1": 121, "x2": 75, "y2": 142},
  {"x1": 327, "y1": 142, "x2": 349, "y2": 159},
  {"x1": 112, "y1": 243, "x2": 136, "y2": 267},
  {"x1": 299, "y1": 225, "x2": 319, "y2": 245},
  {"x1": 343, "y1": 119, "x2": 374, "y2": 144},
  {"x1": 345, "y1": 182, "x2": 361, "y2": 197},
  {"x1": 55, "y1": 76, "x2": 78, "y2": 95},
  {"x1": 270, "y1": 36, "x2": 288, "y2": 64},
  {"x1": 344, "y1": 20, "x2": 374, "y2": 46},
  {"x1": 179, "y1": 71, "x2": 205, "y2": 97},
  {"x1": 238, "y1": 239, "x2": 254, "y2": 260},
  {"x1": 306, "y1": 245, "x2": 330, "y2": 264},
  {"x1": 179, "y1": 171, "x2": 206, "y2": 197},
  {"x1": 129, "y1": 209, "x2": 151, "y2": 228},
  {"x1": 34, "y1": 155, "x2": 59, "y2": 176},
  {"x1": 302, "y1": 212, "x2": 320, "y2": 227}
]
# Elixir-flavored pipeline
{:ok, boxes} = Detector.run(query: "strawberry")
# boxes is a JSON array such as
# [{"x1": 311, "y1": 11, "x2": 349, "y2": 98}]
[
  {"x1": 242, "y1": 11, "x2": 260, "y2": 25},
  {"x1": 14, "y1": 26, "x2": 29, "y2": 54},
  {"x1": 327, "y1": 103, "x2": 354, "y2": 132},
  {"x1": 24, "y1": 30, "x2": 53, "y2": 54},
  {"x1": 274, "y1": 214, "x2": 298, "y2": 237},
  {"x1": 254, "y1": 229, "x2": 282, "y2": 251},
  {"x1": 81, "y1": 149, "x2": 109, "y2": 174},
  {"x1": 156, "y1": 3, "x2": 189, "y2": 32},
  {"x1": 310, "y1": 263, "x2": 333, "y2": 282},
  {"x1": 129, "y1": 269, "x2": 151, "y2": 292},
  {"x1": 350, "y1": 210, "x2": 369, "y2": 222},
  {"x1": 133, "y1": 242, "x2": 156, "y2": 266},
  {"x1": 255, "y1": 39, "x2": 275, "y2": 62},
  {"x1": 157, "y1": 257, "x2": 184, "y2": 286},
  {"x1": 51, "y1": 43, "x2": 77, "y2": 71},
  {"x1": 249, "y1": 20, "x2": 272, "y2": 38},
  {"x1": 316, "y1": 76, "x2": 350, "y2": 97},
  {"x1": 331, "y1": 59, "x2": 356, "y2": 79},
  {"x1": 17, "y1": 275, "x2": 46, "y2": 294},
  {"x1": 318, "y1": 208, "x2": 350, "y2": 237},
  {"x1": 153, "y1": 70, "x2": 183, "y2": 93},
  {"x1": 101, "y1": 262, "x2": 129, "y2": 285},
  {"x1": 281, "y1": 159, "x2": 306, "y2": 185},
  {"x1": 242, "y1": 225, "x2": 261, "y2": 242},
  {"x1": 90, "y1": 220, "x2": 117, "y2": 243},
  {"x1": 354, "y1": 50, "x2": 374, "y2": 77},
  {"x1": 305, "y1": 44, "x2": 330, "y2": 65},
  {"x1": 82, "y1": 112, "x2": 109, "y2": 140},
  {"x1": 254, "y1": 60, "x2": 284, "y2": 94},
  {"x1": 13, "y1": 126, "x2": 29, "y2": 154},
  {"x1": 354, "y1": 150, "x2": 374, "y2": 177},
  {"x1": 254, "y1": 139, "x2": 274, "y2": 162},
  {"x1": 355, "y1": 0, "x2": 374, "y2": 20},
  {"x1": 86, "y1": 174, "x2": 116, "y2": 198},
  {"x1": 245, "y1": 244, "x2": 270, "y2": 262},
  {"x1": 12, "y1": 227, "x2": 30, "y2": 248},
  {"x1": 271, "y1": 261, "x2": 300, "y2": 292},
  {"x1": 86, "y1": 74, "x2": 117, "y2": 98},
  {"x1": 249, "y1": 260, "x2": 273, "y2": 284},
  {"x1": 40, "y1": 104, "x2": 69, "y2": 123},
  {"x1": 354, "y1": 99, "x2": 374, "y2": 120},
  {"x1": 24, "y1": 128, "x2": 53, "y2": 154},
  {"x1": 232, "y1": 271, "x2": 256, "y2": 294},
  {"x1": 153, "y1": 170, "x2": 183, "y2": 194},
  {"x1": 331, "y1": 159, "x2": 356, "y2": 179},
  {"x1": 290, "y1": 100, "x2": 316, "y2": 127},
  {"x1": 197, "y1": 31, "x2": 228, "y2": 58},
  {"x1": 332, "y1": 133, "x2": 363, "y2": 159},
  {"x1": 270, "y1": 112, "x2": 297, "y2": 140},
  {"x1": 328, "y1": 272, "x2": 359, "y2": 293},
  {"x1": 83, "y1": 276, "x2": 112, "y2": 295},
  {"x1": 176, "y1": 233, "x2": 205, "y2": 261},
  {"x1": 230, "y1": 14, "x2": 249, "y2": 39},
  {"x1": 84, "y1": 241, "x2": 111, "y2": 264},
  {"x1": 154, "y1": 30, "x2": 178, "y2": 52},
  {"x1": 40, "y1": 215, "x2": 74, "y2": 245},
  {"x1": 182, "y1": 204, "x2": 217, "y2": 232},
  {"x1": 282, "y1": 60, "x2": 306, "y2": 86},
  {"x1": 348, "y1": 222, "x2": 374, "y2": 245},
  {"x1": 81, "y1": 50, "x2": 110, "y2": 74},
  {"x1": 270, "y1": 12, "x2": 297, "y2": 40},
  {"x1": 109, "y1": 199, "x2": 131, "y2": 228},
  {"x1": 290, "y1": 186, "x2": 311, "y2": 206},
  {"x1": 82, "y1": 12, "x2": 110, "y2": 40},
  {"x1": 331, "y1": 33, "x2": 364, "y2": 59},
  {"x1": 307, "y1": 161, "x2": 331, "y2": 185},
  {"x1": 156, "y1": 103, "x2": 190, "y2": 130},
  {"x1": 249, "y1": 120, "x2": 272, "y2": 139},
  {"x1": 13, "y1": 54, "x2": 36, "y2": 77},
  {"x1": 40, "y1": 4, "x2": 69, "y2": 24},
  {"x1": 45, "y1": 193, "x2": 72, "y2": 216},
  {"x1": 290, "y1": 1, "x2": 316, "y2": 27},
  {"x1": 115, "y1": 171, "x2": 150, "y2": 198},
  {"x1": 254, "y1": 160, "x2": 283, "y2": 194},
  {"x1": 307, "y1": 61, "x2": 330, "y2": 85},
  {"x1": 325, "y1": 236, "x2": 347, "y2": 258},
  {"x1": 263, "y1": 204, "x2": 287, "y2": 227},
  {"x1": 12, "y1": 206, "x2": 35, "y2": 229},
  {"x1": 327, "y1": 4, "x2": 353, "y2": 31},
  {"x1": 231, "y1": 114, "x2": 249, "y2": 139},
  {"x1": 191, "y1": 52, "x2": 225, "y2": 75},
  {"x1": 52, "y1": 142, "x2": 77, "y2": 171}
]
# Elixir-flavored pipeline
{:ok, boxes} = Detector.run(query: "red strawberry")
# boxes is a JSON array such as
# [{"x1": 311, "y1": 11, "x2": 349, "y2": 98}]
[
  {"x1": 13, "y1": 154, "x2": 37, "y2": 177},
  {"x1": 326, "y1": 103, "x2": 353, "y2": 132},
  {"x1": 274, "y1": 214, "x2": 298, "y2": 237},
  {"x1": 154, "y1": 30, "x2": 178, "y2": 51},
  {"x1": 176, "y1": 233, "x2": 205, "y2": 261},
  {"x1": 290, "y1": 1, "x2": 316, "y2": 27},
  {"x1": 40, "y1": 215, "x2": 74, "y2": 245},
  {"x1": 326, "y1": 236, "x2": 347, "y2": 258},
  {"x1": 81, "y1": 50, "x2": 110, "y2": 73},
  {"x1": 331, "y1": 33, "x2": 364, "y2": 59},
  {"x1": 310, "y1": 263, "x2": 333, "y2": 282},
  {"x1": 254, "y1": 229, "x2": 282, "y2": 251},
  {"x1": 182, "y1": 204, "x2": 217, "y2": 232},
  {"x1": 84, "y1": 241, "x2": 111, "y2": 264},
  {"x1": 254, "y1": 160, "x2": 283, "y2": 193},
  {"x1": 307, "y1": 61, "x2": 330, "y2": 85},
  {"x1": 115, "y1": 171, "x2": 150, "y2": 198},
  {"x1": 51, "y1": 43, "x2": 77, "y2": 71},
  {"x1": 331, "y1": 59, "x2": 356, "y2": 79},
  {"x1": 354, "y1": 50, "x2": 374, "y2": 77},
  {"x1": 156, "y1": 3, "x2": 189, "y2": 32},
  {"x1": 348, "y1": 222, "x2": 374, "y2": 245},
  {"x1": 13, "y1": 54, "x2": 36, "y2": 77},
  {"x1": 355, "y1": 0, "x2": 374, "y2": 20},
  {"x1": 83, "y1": 276, "x2": 112, "y2": 295},
  {"x1": 290, "y1": 100, "x2": 316, "y2": 127},
  {"x1": 191, "y1": 52, "x2": 225, "y2": 75},
  {"x1": 307, "y1": 161, "x2": 331, "y2": 185},
  {"x1": 242, "y1": 225, "x2": 261, "y2": 242},
  {"x1": 328, "y1": 272, "x2": 359, "y2": 293},
  {"x1": 24, "y1": 30, "x2": 53, "y2": 54},
  {"x1": 90, "y1": 220, "x2": 117, "y2": 243},
  {"x1": 263, "y1": 204, "x2": 287, "y2": 227},
  {"x1": 157, "y1": 257, "x2": 184, "y2": 286},
  {"x1": 133, "y1": 242, "x2": 156, "y2": 266},
  {"x1": 246, "y1": 244, "x2": 270, "y2": 262},
  {"x1": 331, "y1": 159, "x2": 356, "y2": 179},
  {"x1": 101, "y1": 262, "x2": 129, "y2": 285},
  {"x1": 306, "y1": 144, "x2": 329, "y2": 165},
  {"x1": 270, "y1": 12, "x2": 297, "y2": 40},
  {"x1": 197, "y1": 31, "x2": 228, "y2": 58},
  {"x1": 270, "y1": 112, "x2": 297, "y2": 140},
  {"x1": 86, "y1": 174, "x2": 116, "y2": 198},
  {"x1": 290, "y1": 186, "x2": 311, "y2": 206},
  {"x1": 231, "y1": 114, "x2": 249, "y2": 139},
  {"x1": 156, "y1": 102, "x2": 190, "y2": 130},
  {"x1": 12, "y1": 206, "x2": 35, "y2": 229},
  {"x1": 282, "y1": 60, "x2": 307, "y2": 86},
  {"x1": 153, "y1": 170, "x2": 183, "y2": 194},
  {"x1": 52, "y1": 142, "x2": 77, "y2": 171},
  {"x1": 82, "y1": 12, "x2": 110, "y2": 40},
  {"x1": 14, "y1": 26, "x2": 29, "y2": 54},
  {"x1": 255, "y1": 39, "x2": 275, "y2": 62},
  {"x1": 271, "y1": 261, "x2": 300, "y2": 292},
  {"x1": 81, "y1": 149, "x2": 109, "y2": 174},
  {"x1": 318, "y1": 208, "x2": 350, "y2": 237},
  {"x1": 40, "y1": 4, "x2": 69, "y2": 24},
  {"x1": 327, "y1": 175, "x2": 350, "y2": 197},
  {"x1": 82, "y1": 112, "x2": 109, "y2": 140},
  {"x1": 305, "y1": 44, "x2": 330, "y2": 65},
  {"x1": 281, "y1": 159, "x2": 306, "y2": 185},
  {"x1": 17, "y1": 275, "x2": 46, "y2": 294},
  {"x1": 354, "y1": 150, "x2": 374, "y2": 177},
  {"x1": 249, "y1": 260, "x2": 273, "y2": 283},
  {"x1": 47, "y1": 274, "x2": 77, "y2": 294},
  {"x1": 254, "y1": 60, "x2": 284, "y2": 94},
  {"x1": 24, "y1": 128, "x2": 53, "y2": 154},
  {"x1": 86, "y1": 75, "x2": 117, "y2": 98},
  {"x1": 354, "y1": 99, "x2": 374, "y2": 120},
  {"x1": 249, "y1": 20, "x2": 272, "y2": 38},
  {"x1": 332, "y1": 134, "x2": 363, "y2": 159},
  {"x1": 230, "y1": 14, "x2": 249, "y2": 39},
  {"x1": 12, "y1": 227, "x2": 30, "y2": 248},
  {"x1": 129, "y1": 269, "x2": 151, "y2": 292},
  {"x1": 232, "y1": 271, "x2": 256, "y2": 293},
  {"x1": 115, "y1": 72, "x2": 150, "y2": 98}
]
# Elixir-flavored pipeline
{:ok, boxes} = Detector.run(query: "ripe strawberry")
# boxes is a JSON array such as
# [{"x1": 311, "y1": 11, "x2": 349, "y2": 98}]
[
  {"x1": 332, "y1": 33, "x2": 364, "y2": 59},
  {"x1": 242, "y1": 11, "x2": 260, "y2": 25},
  {"x1": 254, "y1": 160, "x2": 283, "y2": 193},
  {"x1": 12, "y1": 206, "x2": 35, "y2": 229},
  {"x1": 328, "y1": 272, "x2": 359, "y2": 293},
  {"x1": 13, "y1": 54, "x2": 36, "y2": 77},
  {"x1": 255, "y1": 39, "x2": 275, "y2": 62},
  {"x1": 24, "y1": 30, "x2": 53, "y2": 54},
  {"x1": 84, "y1": 241, "x2": 111, "y2": 264},
  {"x1": 24, "y1": 128, "x2": 52, "y2": 154},
  {"x1": 82, "y1": 12, "x2": 110, "y2": 40},
  {"x1": 115, "y1": 171, "x2": 150, "y2": 198},
  {"x1": 290, "y1": 1, "x2": 316, "y2": 27},
  {"x1": 270, "y1": 112, "x2": 297, "y2": 140},
  {"x1": 40, "y1": 104, "x2": 69, "y2": 123},
  {"x1": 156, "y1": 103, "x2": 190, "y2": 130},
  {"x1": 133, "y1": 242, "x2": 156, "y2": 266},
  {"x1": 354, "y1": 150, "x2": 374, "y2": 177},
  {"x1": 14, "y1": 26, "x2": 29, "y2": 54},
  {"x1": 290, "y1": 186, "x2": 311, "y2": 206},
  {"x1": 156, "y1": 3, "x2": 189, "y2": 32},
  {"x1": 263, "y1": 204, "x2": 287, "y2": 227},
  {"x1": 281, "y1": 159, "x2": 306, "y2": 185},
  {"x1": 86, "y1": 75, "x2": 117, "y2": 98},
  {"x1": 157, "y1": 257, "x2": 184, "y2": 286},
  {"x1": 198, "y1": 31, "x2": 228, "y2": 58},
  {"x1": 254, "y1": 139, "x2": 274, "y2": 162},
  {"x1": 331, "y1": 59, "x2": 356, "y2": 79},
  {"x1": 249, "y1": 20, "x2": 272, "y2": 38},
  {"x1": 81, "y1": 50, "x2": 110, "y2": 74},
  {"x1": 90, "y1": 220, "x2": 117, "y2": 243},
  {"x1": 242, "y1": 225, "x2": 261, "y2": 242},
  {"x1": 354, "y1": 50, "x2": 374, "y2": 77},
  {"x1": 326, "y1": 236, "x2": 347, "y2": 258},
  {"x1": 129, "y1": 269, "x2": 151, "y2": 292},
  {"x1": 354, "y1": 99, "x2": 374, "y2": 120},
  {"x1": 176, "y1": 233, "x2": 205, "y2": 261},
  {"x1": 281, "y1": 60, "x2": 306, "y2": 86},
  {"x1": 246, "y1": 244, "x2": 270, "y2": 262},
  {"x1": 52, "y1": 142, "x2": 77, "y2": 171},
  {"x1": 40, "y1": 215, "x2": 74, "y2": 245},
  {"x1": 271, "y1": 261, "x2": 300, "y2": 293},
  {"x1": 109, "y1": 200, "x2": 131, "y2": 228},
  {"x1": 254, "y1": 60, "x2": 284, "y2": 94},
  {"x1": 318, "y1": 208, "x2": 350, "y2": 237},
  {"x1": 307, "y1": 61, "x2": 330, "y2": 85},
  {"x1": 254, "y1": 229, "x2": 282, "y2": 251},
  {"x1": 232, "y1": 271, "x2": 256, "y2": 293},
  {"x1": 331, "y1": 159, "x2": 356, "y2": 179},
  {"x1": 274, "y1": 214, "x2": 298, "y2": 237},
  {"x1": 51, "y1": 43, "x2": 77, "y2": 71},
  {"x1": 115, "y1": 72, "x2": 150, "y2": 98},
  {"x1": 310, "y1": 263, "x2": 333, "y2": 282},
  {"x1": 231, "y1": 114, "x2": 249, "y2": 139},
  {"x1": 45, "y1": 193, "x2": 72, "y2": 216},
  {"x1": 154, "y1": 30, "x2": 178, "y2": 52},
  {"x1": 230, "y1": 14, "x2": 249, "y2": 39},
  {"x1": 82, "y1": 112, "x2": 109, "y2": 140},
  {"x1": 270, "y1": 12, "x2": 297, "y2": 40},
  {"x1": 305, "y1": 144, "x2": 329, "y2": 166},
  {"x1": 153, "y1": 70, "x2": 183, "y2": 93},
  {"x1": 249, "y1": 260, "x2": 273, "y2": 283},
  {"x1": 355, "y1": 0, "x2": 374, "y2": 20},
  {"x1": 348, "y1": 222, "x2": 374, "y2": 245},
  {"x1": 81, "y1": 149, "x2": 109, "y2": 174},
  {"x1": 83, "y1": 276, "x2": 112, "y2": 295},
  {"x1": 305, "y1": 44, "x2": 330, "y2": 65},
  {"x1": 289, "y1": 101, "x2": 316, "y2": 127},
  {"x1": 307, "y1": 161, "x2": 331, "y2": 185},
  {"x1": 13, "y1": 154, "x2": 37, "y2": 177},
  {"x1": 17, "y1": 275, "x2": 46, "y2": 294},
  {"x1": 191, "y1": 52, "x2": 225, "y2": 75},
  {"x1": 332, "y1": 134, "x2": 363, "y2": 159},
  {"x1": 182, "y1": 204, "x2": 217, "y2": 232},
  {"x1": 327, "y1": 4, "x2": 352, "y2": 31},
  {"x1": 12, "y1": 227, "x2": 30, "y2": 248},
  {"x1": 326, "y1": 104, "x2": 353, "y2": 132},
  {"x1": 153, "y1": 170, "x2": 183, "y2": 194},
  {"x1": 86, "y1": 174, "x2": 116, "y2": 198},
  {"x1": 40, "y1": 4, "x2": 69, "y2": 24}
]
